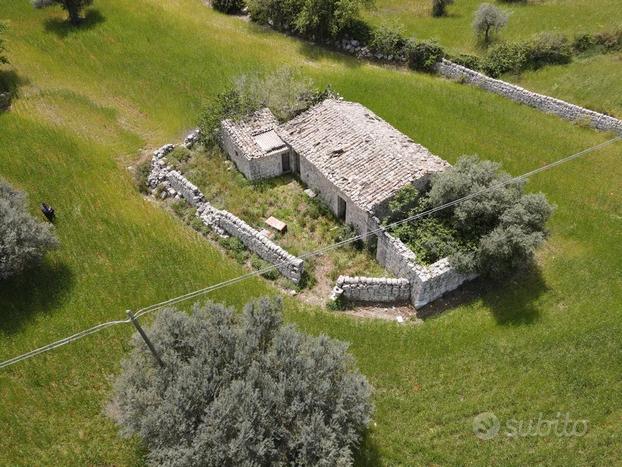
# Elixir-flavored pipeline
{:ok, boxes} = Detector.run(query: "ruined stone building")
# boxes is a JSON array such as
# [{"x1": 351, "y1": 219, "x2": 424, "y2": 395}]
[{"x1": 221, "y1": 98, "x2": 450, "y2": 238}]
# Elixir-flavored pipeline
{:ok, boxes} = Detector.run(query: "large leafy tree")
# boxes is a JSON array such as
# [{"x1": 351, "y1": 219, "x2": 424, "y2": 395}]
[
  {"x1": 0, "y1": 179, "x2": 59, "y2": 280},
  {"x1": 109, "y1": 297, "x2": 373, "y2": 466},
  {"x1": 32, "y1": 0, "x2": 94, "y2": 26},
  {"x1": 247, "y1": 0, "x2": 374, "y2": 41},
  {"x1": 387, "y1": 156, "x2": 554, "y2": 277}
]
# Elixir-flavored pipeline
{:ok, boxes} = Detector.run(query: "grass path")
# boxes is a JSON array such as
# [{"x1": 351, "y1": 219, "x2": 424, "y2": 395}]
[{"x1": 0, "y1": 0, "x2": 621, "y2": 464}]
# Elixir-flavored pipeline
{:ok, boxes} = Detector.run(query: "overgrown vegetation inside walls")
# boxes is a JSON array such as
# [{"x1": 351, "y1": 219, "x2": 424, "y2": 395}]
[
  {"x1": 198, "y1": 68, "x2": 336, "y2": 147},
  {"x1": 385, "y1": 156, "x2": 554, "y2": 277}
]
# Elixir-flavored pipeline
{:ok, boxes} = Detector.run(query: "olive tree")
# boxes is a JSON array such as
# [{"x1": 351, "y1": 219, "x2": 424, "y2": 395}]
[
  {"x1": 32, "y1": 0, "x2": 94, "y2": 26},
  {"x1": 473, "y1": 3, "x2": 508, "y2": 43},
  {"x1": 0, "y1": 179, "x2": 58, "y2": 280},
  {"x1": 386, "y1": 156, "x2": 554, "y2": 277},
  {"x1": 432, "y1": 0, "x2": 454, "y2": 17},
  {"x1": 109, "y1": 297, "x2": 373, "y2": 466}
]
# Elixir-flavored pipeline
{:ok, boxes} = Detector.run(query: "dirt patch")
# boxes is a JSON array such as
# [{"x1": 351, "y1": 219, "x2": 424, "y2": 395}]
[
  {"x1": 342, "y1": 302, "x2": 419, "y2": 323},
  {"x1": 296, "y1": 255, "x2": 334, "y2": 307}
]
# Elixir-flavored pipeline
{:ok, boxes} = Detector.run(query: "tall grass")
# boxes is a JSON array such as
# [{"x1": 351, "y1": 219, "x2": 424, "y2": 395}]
[{"x1": 0, "y1": 0, "x2": 621, "y2": 465}]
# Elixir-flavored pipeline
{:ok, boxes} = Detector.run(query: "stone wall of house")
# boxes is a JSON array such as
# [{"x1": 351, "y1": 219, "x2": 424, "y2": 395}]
[
  {"x1": 298, "y1": 154, "x2": 372, "y2": 237},
  {"x1": 220, "y1": 129, "x2": 290, "y2": 181},
  {"x1": 148, "y1": 142, "x2": 304, "y2": 283},
  {"x1": 220, "y1": 130, "x2": 255, "y2": 180},
  {"x1": 374, "y1": 222, "x2": 476, "y2": 308},
  {"x1": 332, "y1": 276, "x2": 410, "y2": 304},
  {"x1": 250, "y1": 150, "x2": 288, "y2": 180},
  {"x1": 436, "y1": 59, "x2": 622, "y2": 135}
]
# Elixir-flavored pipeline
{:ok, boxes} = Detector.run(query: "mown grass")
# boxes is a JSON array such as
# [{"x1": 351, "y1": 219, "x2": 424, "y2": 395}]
[
  {"x1": 0, "y1": 0, "x2": 621, "y2": 465},
  {"x1": 366, "y1": 0, "x2": 622, "y2": 55},
  {"x1": 509, "y1": 52, "x2": 622, "y2": 117}
]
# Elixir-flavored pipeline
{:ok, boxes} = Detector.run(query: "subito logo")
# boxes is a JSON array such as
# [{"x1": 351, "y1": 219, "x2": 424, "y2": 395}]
[{"x1": 473, "y1": 412, "x2": 500, "y2": 440}]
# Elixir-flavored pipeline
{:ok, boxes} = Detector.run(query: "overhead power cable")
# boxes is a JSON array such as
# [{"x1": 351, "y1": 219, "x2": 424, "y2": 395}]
[{"x1": 1, "y1": 136, "x2": 619, "y2": 371}]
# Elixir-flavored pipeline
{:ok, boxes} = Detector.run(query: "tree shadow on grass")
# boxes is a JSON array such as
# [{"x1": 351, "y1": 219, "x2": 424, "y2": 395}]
[
  {"x1": 0, "y1": 260, "x2": 74, "y2": 334},
  {"x1": 354, "y1": 429, "x2": 382, "y2": 467},
  {"x1": 0, "y1": 70, "x2": 29, "y2": 110},
  {"x1": 43, "y1": 9, "x2": 105, "y2": 39},
  {"x1": 297, "y1": 41, "x2": 363, "y2": 69},
  {"x1": 418, "y1": 265, "x2": 548, "y2": 325}
]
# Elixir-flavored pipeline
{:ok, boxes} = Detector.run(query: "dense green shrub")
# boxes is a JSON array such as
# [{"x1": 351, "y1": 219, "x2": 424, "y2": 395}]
[
  {"x1": 334, "y1": 223, "x2": 363, "y2": 250},
  {"x1": 166, "y1": 146, "x2": 192, "y2": 171},
  {"x1": 451, "y1": 53, "x2": 483, "y2": 71},
  {"x1": 572, "y1": 32, "x2": 597, "y2": 53},
  {"x1": 406, "y1": 40, "x2": 445, "y2": 72},
  {"x1": 218, "y1": 236, "x2": 249, "y2": 264},
  {"x1": 250, "y1": 255, "x2": 280, "y2": 280},
  {"x1": 198, "y1": 68, "x2": 332, "y2": 147},
  {"x1": 247, "y1": 0, "x2": 374, "y2": 41},
  {"x1": 339, "y1": 18, "x2": 373, "y2": 42},
  {"x1": 524, "y1": 32, "x2": 572, "y2": 69},
  {"x1": 593, "y1": 28, "x2": 622, "y2": 51},
  {"x1": 473, "y1": 3, "x2": 509, "y2": 43},
  {"x1": 0, "y1": 22, "x2": 7, "y2": 66},
  {"x1": 211, "y1": 0, "x2": 246, "y2": 14},
  {"x1": 109, "y1": 297, "x2": 373, "y2": 465},
  {"x1": 385, "y1": 156, "x2": 554, "y2": 277},
  {"x1": 368, "y1": 21, "x2": 406, "y2": 57},
  {"x1": 133, "y1": 159, "x2": 152, "y2": 194},
  {"x1": 431, "y1": 0, "x2": 453, "y2": 17},
  {"x1": 480, "y1": 33, "x2": 571, "y2": 77},
  {"x1": 0, "y1": 178, "x2": 59, "y2": 280},
  {"x1": 32, "y1": 0, "x2": 94, "y2": 25},
  {"x1": 481, "y1": 41, "x2": 529, "y2": 77}
]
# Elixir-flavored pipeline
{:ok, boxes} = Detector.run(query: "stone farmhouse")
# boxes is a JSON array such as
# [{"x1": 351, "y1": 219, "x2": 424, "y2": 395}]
[
  {"x1": 220, "y1": 98, "x2": 474, "y2": 308},
  {"x1": 221, "y1": 98, "x2": 450, "y2": 239}
]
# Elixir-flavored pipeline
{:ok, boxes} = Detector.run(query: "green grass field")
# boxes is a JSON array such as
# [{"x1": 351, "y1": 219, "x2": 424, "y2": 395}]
[
  {"x1": 1, "y1": 0, "x2": 621, "y2": 465},
  {"x1": 366, "y1": 0, "x2": 622, "y2": 55},
  {"x1": 508, "y1": 52, "x2": 622, "y2": 118}
]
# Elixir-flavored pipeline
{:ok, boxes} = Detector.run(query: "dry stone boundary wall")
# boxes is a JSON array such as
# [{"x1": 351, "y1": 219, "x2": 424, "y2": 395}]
[
  {"x1": 332, "y1": 276, "x2": 410, "y2": 304},
  {"x1": 373, "y1": 218, "x2": 476, "y2": 308},
  {"x1": 147, "y1": 135, "x2": 304, "y2": 283},
  {"x1": 436, "y1": 59, "x2": 622, "y2": 135}
]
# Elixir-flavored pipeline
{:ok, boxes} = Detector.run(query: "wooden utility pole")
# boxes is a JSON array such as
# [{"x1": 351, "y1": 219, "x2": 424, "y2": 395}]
[{"x1": 126, "y1": 310, "x2": 165, "y2": 368}]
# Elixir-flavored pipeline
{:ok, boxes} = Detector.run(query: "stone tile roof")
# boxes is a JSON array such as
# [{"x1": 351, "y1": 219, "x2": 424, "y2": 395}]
[
  {"x1": 221, "y1": 108, "x2": 281, "y2": 159},
  {"x1": 278, "y1": 99, "x2": 450, "y2": 212}
]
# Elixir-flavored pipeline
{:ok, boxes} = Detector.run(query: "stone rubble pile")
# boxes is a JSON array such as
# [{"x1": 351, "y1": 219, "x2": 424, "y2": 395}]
[
  {"x1": 436, "y1": 59, "x2": 622, "y2": 135},
  {"x1": 147, "y1": 142, "x2": 304, "y2": 283},
  {"x1": 331, "y1": 276, "x2": 411, "y2": 304},
  {"x1": 183, "y1": 129, "x2": 201, "y2": 149}
]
